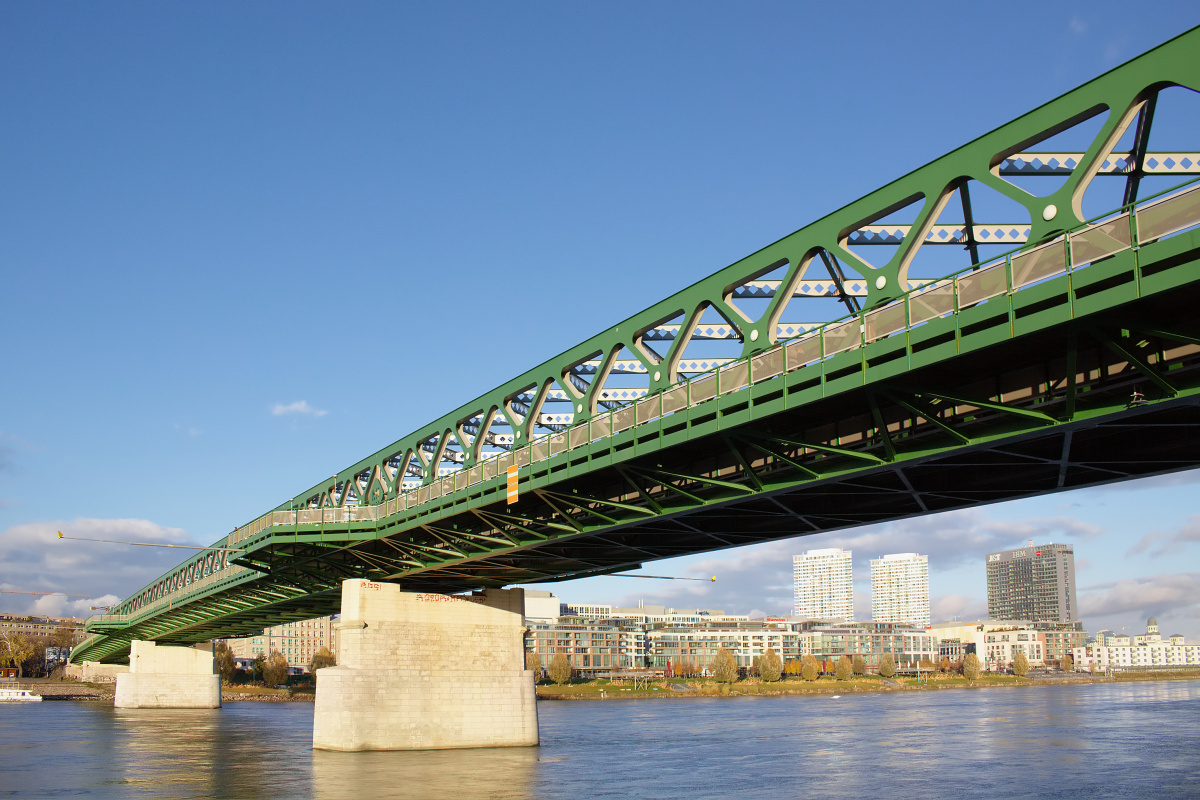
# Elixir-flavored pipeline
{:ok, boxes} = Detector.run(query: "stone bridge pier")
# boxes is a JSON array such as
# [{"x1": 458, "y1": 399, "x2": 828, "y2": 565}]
[
  {"x1": 114, "y1": 640, "x2": 221, "y2": 708},
  {"x1": 312, "y1": 579, "x2": 538, "y2": 751}
]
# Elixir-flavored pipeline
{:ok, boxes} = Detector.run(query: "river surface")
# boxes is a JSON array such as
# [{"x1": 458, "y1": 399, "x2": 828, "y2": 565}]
[{"x1": 1, "y1": 681, "x2": 1197, "y2": 799}]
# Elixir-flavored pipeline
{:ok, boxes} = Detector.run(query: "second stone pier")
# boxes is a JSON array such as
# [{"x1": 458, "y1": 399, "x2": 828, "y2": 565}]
[{"x1": 312, "y1": 579, "x2": 538, "y2": 751}]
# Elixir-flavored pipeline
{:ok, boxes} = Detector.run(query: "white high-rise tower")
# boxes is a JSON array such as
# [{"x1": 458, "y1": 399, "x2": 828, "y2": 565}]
[
  {"x1": 870, "y1": 553, "x2": 930, "y2": 626},
  {"x1": 792, "y1": 548, "x2": 854, "y2": 621}
]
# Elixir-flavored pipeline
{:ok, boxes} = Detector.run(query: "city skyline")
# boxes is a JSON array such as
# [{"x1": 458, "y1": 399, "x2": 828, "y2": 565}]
[{"x1": 2, "y1": 5, "x2": 1199, "y2": 641}]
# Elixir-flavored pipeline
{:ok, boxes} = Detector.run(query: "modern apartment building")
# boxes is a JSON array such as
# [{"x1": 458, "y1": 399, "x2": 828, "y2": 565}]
[
  {"x1": 870, "y1": 553, "x2": 930, "y2": 626},
  {"x1": 793, "y1": 548, "x2": 854, "y2": 621},
  {"x1": 525, "y1": 619, "x2": 643, "y2": 672},
  {"x1": 985, "y1": 542, "x2": 1078, "y2": 623},
  {"x1": 646, "y1": 621, "x2": 799, "y2": 670},
  {"x1": 797, "y1": 623, "x2": 938, "y2": 669},
  {"x1": 225, "y1": 615, "x2": 339, "y2": 673}
]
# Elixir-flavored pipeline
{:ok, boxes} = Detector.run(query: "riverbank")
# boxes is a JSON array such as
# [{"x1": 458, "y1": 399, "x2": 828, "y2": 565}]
[
  {"x1": 6, "y1": 679, "x2": 316, "y2": 703},
  {"x1": 534, "y1": 669, "x2": 1200, "y2": 700},
  {"x1": 14, "y1": 670, "x2": 1198, "y2": 705}
]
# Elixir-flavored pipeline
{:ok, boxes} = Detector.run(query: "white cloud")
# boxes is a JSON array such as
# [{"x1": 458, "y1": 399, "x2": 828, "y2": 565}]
[
  {"x1": 1068, "y1": 14, "x2": 1088, "y2": 36},
  {"x1": 271, "y1": 400, "x2": 328, "y2": 418},
  {"x1": 0, "y1": 518, "x2": 197, "y2": 615},
  {"x1": 1079, "y1": 572, "x2": 1200, "y2": 618},
  {"x1": 931, "y1": 593, "x2": 987, "y2": 621},
  {"x1": 1125, "y1": 515, "x2": 1200, "y2": 558}
]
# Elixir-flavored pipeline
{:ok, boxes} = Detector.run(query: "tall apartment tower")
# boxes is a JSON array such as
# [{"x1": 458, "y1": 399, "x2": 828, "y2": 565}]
[
  {"x1": 870, "y1": 553, "x2": 930, "y2": 626},
  {"x1": 793, "y1": 548, "x2": 854, "y2": 621},
  {"x1": 985, "y1": 542, "x2": 1078, "y2": 623}
]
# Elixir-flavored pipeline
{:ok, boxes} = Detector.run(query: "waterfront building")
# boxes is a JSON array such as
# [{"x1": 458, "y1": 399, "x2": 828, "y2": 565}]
[
  {"x1": 1039, "y1": 624, "x2": 1087, "y2": 665},
  {"x1": 797, "y1": 622, "x2": 937, "y2": 669},
  {"x1": 1072, "y1": 618, "x2": 1200, "y2": 671},
  {"x1": 645, "y1": 621, "x2": 799, "y2": 670},
  {"x1": 524, "y1": 619, "x2": 643, "y2": 674},
  {"x1": 870, "y1": 553, "x2": 930, "y2": 626},
  {"x1": 937, "y1": 637, "x2": 968, "y2": 662},
  {"x1": 983, "y1": 627, "x2": 1046, "y2": 669},
  {"x1": 225, "y1": 615, "x2": 339, "y2": 673},
  {"x1": 985, "y1": 542, "x2": 1078, "y2": 623},
  {"x1": 929, "y1": 619, "x2": 1084, "y2": 667},
  {"x1": 793, "y1": 548, "x2": 854, "y2": 621}
]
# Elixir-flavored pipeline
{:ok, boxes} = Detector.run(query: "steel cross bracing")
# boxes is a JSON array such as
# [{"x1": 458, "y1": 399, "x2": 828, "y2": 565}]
[{"x1": 75, "y1": 27, "x2": 1200, "y2": 663}]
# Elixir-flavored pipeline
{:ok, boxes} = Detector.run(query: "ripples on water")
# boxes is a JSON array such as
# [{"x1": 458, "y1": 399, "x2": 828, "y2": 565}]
[{"x1": 0, "y1": 682, "x2": 1196, "y2": 799}]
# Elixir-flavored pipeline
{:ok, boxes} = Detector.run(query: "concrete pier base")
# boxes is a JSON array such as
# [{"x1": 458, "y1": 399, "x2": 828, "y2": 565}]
[
  {"x1": 313, "y1": 580, "x2": 538, "y2": 751},
  {"x1": 114, "y1": 640, "x2": 221, "y2": 709}
]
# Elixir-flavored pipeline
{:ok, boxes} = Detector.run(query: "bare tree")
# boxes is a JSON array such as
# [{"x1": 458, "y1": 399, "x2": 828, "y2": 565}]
[
  {"x1": 309, "y1": 646, "x2": 336, "y2": 673},
  {"x1": 548, "y1": 653, "x2": 572, "y2": 685},
  {"x1": 711, "y1": 649, "x2": 738, "y2": 684},
  {"x1": 214, "y1": 642, "x2": 236, "y2": 683},
  {"x1": 263, "y1": 650, "x2": 289, "y2": 687},
  {"x1": 1013, "y1": 650, "x2": 1030, "y2": 678},
  {"x1": 878, "y1": 652, "x2": 896, "y2": 678},
  {"x1": 800, "y1": 654, "x2": 819, "y2": 682},
  {"x1": 760, "y1": 648, "x2": 783, "y2": 682},
  {"x1": 963, "y1": 652, "x2": 981, "y2": 682}
]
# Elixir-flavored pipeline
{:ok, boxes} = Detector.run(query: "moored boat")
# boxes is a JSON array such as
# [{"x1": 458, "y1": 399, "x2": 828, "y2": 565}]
[{"x1": 0, "y1": 688, "x2": 43, "y2": 702}]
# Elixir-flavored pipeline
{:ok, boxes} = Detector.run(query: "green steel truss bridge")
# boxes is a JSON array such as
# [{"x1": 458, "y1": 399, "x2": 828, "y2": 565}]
[{"x1": 75, "y1": 28, "x2": 1200, "y2": 664}]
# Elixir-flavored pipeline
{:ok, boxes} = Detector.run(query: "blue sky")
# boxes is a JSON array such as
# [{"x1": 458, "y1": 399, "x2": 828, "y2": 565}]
[{"x1": 2, "y1": 3, "x2": 1199, "y2": 638}]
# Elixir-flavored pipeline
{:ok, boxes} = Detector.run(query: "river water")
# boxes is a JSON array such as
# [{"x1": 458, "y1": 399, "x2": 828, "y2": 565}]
[{"x1": 1, "y1": 681, "x2": 1196, "y2": 799}]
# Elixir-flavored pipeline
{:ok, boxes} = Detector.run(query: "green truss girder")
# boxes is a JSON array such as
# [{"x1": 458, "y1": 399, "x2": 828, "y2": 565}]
[
  {"x1": 74, "y1": 28, "x2": 1200, "y2": 664},
  {"x1": 223, "y1": 26, "x2": 1200, "y2": 513}
]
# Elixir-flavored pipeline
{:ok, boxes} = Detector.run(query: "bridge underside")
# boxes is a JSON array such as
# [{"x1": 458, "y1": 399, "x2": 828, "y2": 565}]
[{"x1": 79, "y1": 246, "x2": 1200, "y2": 663}]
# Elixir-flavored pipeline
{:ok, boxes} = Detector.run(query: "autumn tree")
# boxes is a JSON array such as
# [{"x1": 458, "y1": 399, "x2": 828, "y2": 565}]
[
  {"x1": 1061, "y1": 653, "x2": 1074, "y2": 672},
  {"x1": 548, "y1": 653, "x2": 572, "y2": 685},
  {"x1": 263, "y1": 650, "x2": 289, "y2": 687},
  {"x1": 51, "y1": 625, "x2": 78, "y2": 649},
  {"x1": 940, "y1": 657, "x2": 951, "y2": 673},
  {"x1": 214, "y1": 642, "x2": 236, "y2": 684},
  {"x1": 309, "y1": 646, "x2": 336, "y2": 673},
  {"x1": 0, "y1": 632, "x2": 37, "y2": 679},
  {"x1": 800, "y1": 654, "x2": 819, "y2": 682},
  {"x1": 251, "y1": 654, "x2": 266, "y2": 683},
  {"x1": 878, "y1": 652, "x2": 896, "y2": 678},
  {"x1": 1013, "y1": 650, "x2": 1030, "y2": 678},
  {"x1": 711, "y1": 649, "x2": 738, "y2": 684},
  {"x1": 963, "y1": 652, "x2": 981, "y2": 682},
  {"x1": 835, "y1": 655, "x2": 853, "y2": 681},
  {"x1": 525, "y1": 651, "x2": 542, "y2": 675},
  {"x1": 852, "y1": 655, "x2": 865, "y2": 676},
  {"x1": 750, "y1": 655, "x2": 761, "y2": 677},
  {"x1": 760, "y1": 649, "x2": 783, "y2": 682}
]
